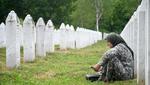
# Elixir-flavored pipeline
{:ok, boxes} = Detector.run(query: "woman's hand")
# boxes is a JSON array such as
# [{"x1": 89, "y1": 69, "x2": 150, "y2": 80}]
[{"x1": 91, "y1": 64, "x2": 101, "y2": 72}]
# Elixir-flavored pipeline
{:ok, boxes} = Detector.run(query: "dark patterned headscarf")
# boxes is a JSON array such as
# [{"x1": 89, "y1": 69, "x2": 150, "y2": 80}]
[{"x1": 105, "y1": 33, "x2": 134, "y2": 58}]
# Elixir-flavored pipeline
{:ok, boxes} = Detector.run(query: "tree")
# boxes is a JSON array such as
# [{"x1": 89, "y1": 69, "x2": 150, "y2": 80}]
[
  {"x1": 0, "y1": 0, "x2": 76, "y2": 28},
  {"x1": 0, "y1": 0, "x2": 24, "y2": 22},
  {"x1": 92, "y1": 0, "x2": 103, "y2": 31},
  {"x1": 71, "y1": 0, "x2": 103, "y2": 31},
  {"x1": 71, "y1": 0, "x2": 96, "y2": 30},
  {"x1": 99, "y1": 0, "x2": 140, "y2": 33},
  {"x1": 110, "y1": 0, "x2": 139, "y2": 33},
  {"x1": 23, "y1": 0, "x2": 77, "y2": 27}
]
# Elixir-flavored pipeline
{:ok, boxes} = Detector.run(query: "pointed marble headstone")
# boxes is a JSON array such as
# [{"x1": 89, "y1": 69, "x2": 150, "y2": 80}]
[
  {"x1": 36, "y1": 17, "x2": 46, "y2": 57},
  {"x1": 23, "y1": 14, "x2": 35, "y2": 62},
  {"x1": 6, "y1": 11, "x2": 20, "y2": 68},
  {"x1": 59, "y1": 23, "x2": 67, "y2": 50},
  {"x1": 0, "y1": 23, "x2": 6, "y2": 48},
  {"x1": 45, "y1": 20, "x2": 55, "y2": 53}
]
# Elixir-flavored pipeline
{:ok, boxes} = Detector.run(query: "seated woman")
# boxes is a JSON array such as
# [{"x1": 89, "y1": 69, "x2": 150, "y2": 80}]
[{"x1": 86, "y1": 33, "x2": 134, "y2": 82}]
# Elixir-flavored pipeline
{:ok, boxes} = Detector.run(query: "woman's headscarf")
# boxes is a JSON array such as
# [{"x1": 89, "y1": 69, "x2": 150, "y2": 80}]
[{"x1": 105, "y1": 33, "x2": 134, "y2": 58}]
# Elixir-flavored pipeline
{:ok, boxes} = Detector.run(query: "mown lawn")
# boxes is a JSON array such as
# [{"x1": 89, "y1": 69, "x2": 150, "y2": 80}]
[{"x1": 0, "y1": 41, "x2": 136, "y2": 85}]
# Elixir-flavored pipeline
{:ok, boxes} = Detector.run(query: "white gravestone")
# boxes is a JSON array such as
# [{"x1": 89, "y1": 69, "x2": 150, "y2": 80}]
[
  {"x1": 0, "y1": 23, "x2": 6, "y2": 48},
  {"x1": 65, "y1": 24, "x2": 71, "y2": 49},
  {"x1": 137, "y1": 10, "x2": 146, "y2": 85},
  {"x1": 59, "y1": 23, "x2": 67, "y2": 50},
  {"x1": 54, "y1": 29, "x2": 60, "y2": 45},
  {"x1": 145, "y1": 0, "x2": 150, "y2": 84},
  {"x1": 6, "y1": 11, "x2": 20, "y2": 68},
  {"x1": 133, "y1": 17, "x2": 138, "y2": 77},
  {"x1": 75, "y1": 27, "x2": 84, "y2": 49},
  {"x1": 36, "y1": 17, "x2": 46, "y2": 57},
  {"x1": 45, "y1": 20, "x2": 55, "y2": 53},
  {"x1": 70, "y1": 25, "x2": 75, "y2": 49},
  {"x1": 23, "y1": 14, "x2": 35, "y2": 62}
]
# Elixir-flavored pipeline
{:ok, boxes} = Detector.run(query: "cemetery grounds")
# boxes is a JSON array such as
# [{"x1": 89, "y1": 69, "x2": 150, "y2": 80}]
[{"x1": 0, "y1": 41, "x2": 136, "y2": 85}]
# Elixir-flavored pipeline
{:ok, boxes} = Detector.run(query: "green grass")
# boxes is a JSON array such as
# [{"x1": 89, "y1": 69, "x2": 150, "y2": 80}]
[{"x1": 0, "y1": 41, "x2": 136, "y2": 85}]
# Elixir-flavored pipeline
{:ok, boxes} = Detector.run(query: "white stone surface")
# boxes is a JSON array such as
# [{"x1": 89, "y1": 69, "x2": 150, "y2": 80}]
[
  {"x1": 0, "y1": 23, "x2": 6, "y2": 48},
  {"x1": 6, "y1": 11, "x2": 20, "y2": 68},
  {"x1": 145, "y1": 0, "x2": 150, "y2": 85},
  {"x1": 75, "y1": 27, "x2": 83, "y2": 49},
  {"x1": 23, "y1": 14, "x2": 35, "y2": 62},
  {"x1": 45, "y1": 20, "x2": 55, "y2": 53},
  {"x1": 53, "y1": 29, "x2": 60, "y2": 45},
  {"x1": 65, "y1": 24, "x2": 70, "y2": 49},
  {"x1": 36, "y1": 17, "x2": 46, "y2": 57},
  {"x1": 59, "y1": 23, "x2": 67, "y2": 50},
  {"x1": 137, "y1": 10, "x2": 146, "y2": 85},
  {"x1": 70, "y1": 25, "x2": 75, "y2": 49},
  {"x1": 133, "y1": 17, "x2": 138, "y2": 77}
]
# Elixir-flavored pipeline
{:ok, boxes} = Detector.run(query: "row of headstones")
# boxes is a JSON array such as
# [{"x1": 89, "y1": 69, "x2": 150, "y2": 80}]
[
  {"x1": 2, "y1": 10, "x2": 103, "y2": 68},
  {"x1": 0, "y1": 22, "x2": 103, "y2": 49},
  {"x1": 0, "y1": 23, "x2": 105, "y2": 49},
  {"x1": 0, "y1": 17, "x2": 103, "y2": 50},
  {"x1": 56, "y1": 23, "x2": 103, "y2": 49},
  {"x1": 120, "y1": 0, "x2": 150, "y2": 85}
]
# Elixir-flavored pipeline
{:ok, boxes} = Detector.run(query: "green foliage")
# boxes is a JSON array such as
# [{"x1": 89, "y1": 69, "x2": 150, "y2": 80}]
[
  {"x1": 0, "y1": 0, "x2": 140, "y2": 32},
  {"x1": 71, "y1": 0, "x2": 96, "y2": 30},
  {"x1": 0, "y1": 0, "x2": 76, "y2": 28},
  {"x1": 0, "y1": 41, "x2": 136, "y2": 85},
  {"x1": 100, "y1": 0, "x2": 140, "y2": 33},
  {"x1": 71, "y1": 0, "x2": 140, "y2": 33},
  {"x1": 0, "y1": 0, "x2": 24, "y2": 22},
  {"x1": 23, "y1": 0, "x2": 76, "y2": 26},
  {"x1": 101, "y1": 0, "x2": 140, "y2": 33}
]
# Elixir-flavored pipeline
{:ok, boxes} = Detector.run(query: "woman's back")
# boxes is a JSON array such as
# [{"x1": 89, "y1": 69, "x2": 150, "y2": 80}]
[
  {"x1": 116, "y1": 43, "x2": 134, "y2": 67},
  {"x1": 114, "y1": 43, "x2": 134, "y2": 79}
]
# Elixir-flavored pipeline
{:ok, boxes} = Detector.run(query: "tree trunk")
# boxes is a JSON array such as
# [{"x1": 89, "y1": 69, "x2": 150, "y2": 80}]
[{"x1": 96, "y1": 14, "x2": 99, "y2": 31}]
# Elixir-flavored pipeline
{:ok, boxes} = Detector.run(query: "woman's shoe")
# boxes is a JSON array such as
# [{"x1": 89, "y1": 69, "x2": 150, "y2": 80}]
[{"x1": 85, "y1": 74, "x2": 100, "y2": 82}]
